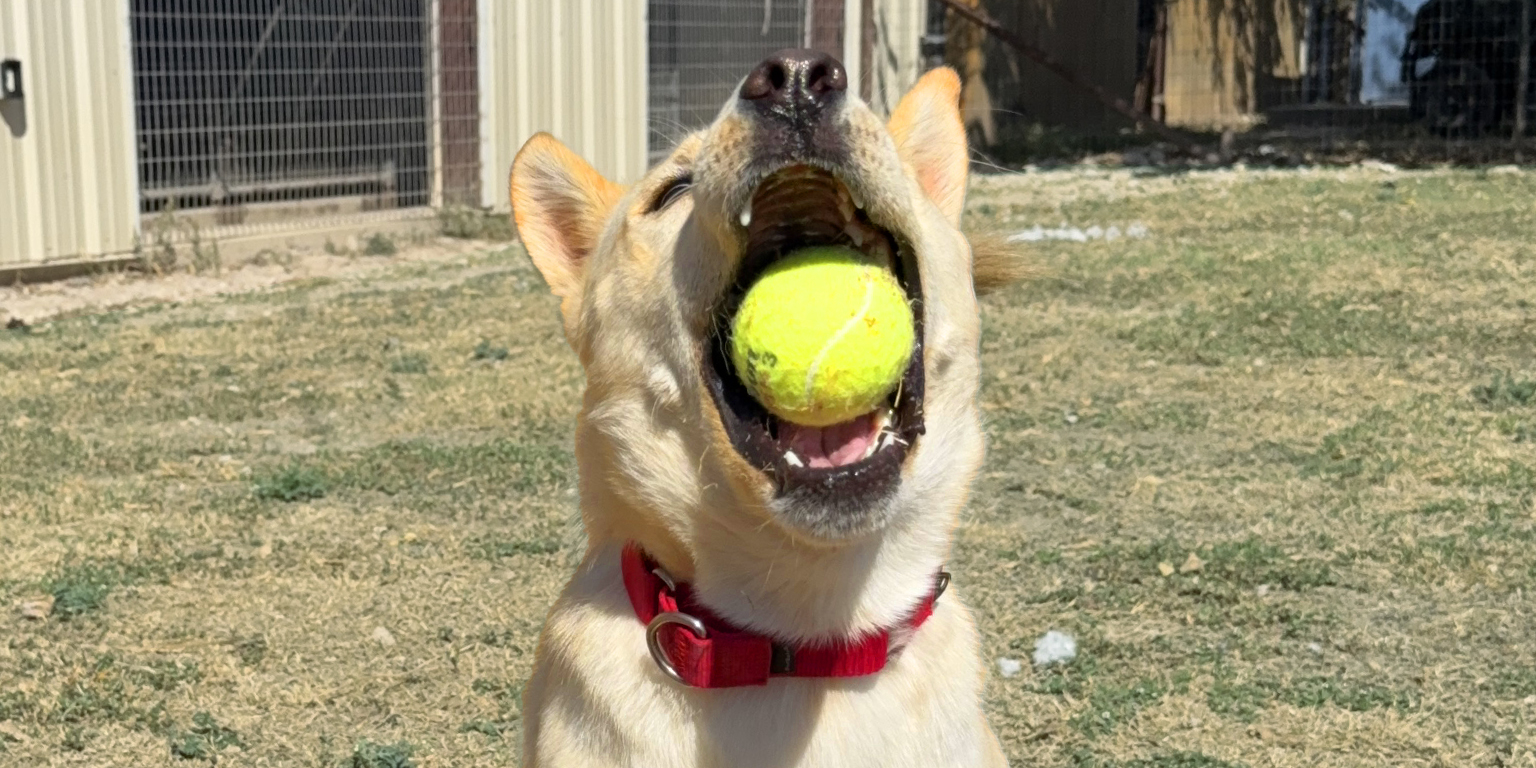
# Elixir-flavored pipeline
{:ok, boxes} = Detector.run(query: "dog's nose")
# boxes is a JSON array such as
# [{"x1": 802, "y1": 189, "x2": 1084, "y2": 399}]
[{"x1": 739, "y1": 49, "x2": 847, "y2": 112}]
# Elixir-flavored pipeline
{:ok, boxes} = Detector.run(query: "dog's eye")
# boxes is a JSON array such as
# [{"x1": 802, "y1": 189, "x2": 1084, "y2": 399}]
[{"x1": 650, "y1": 174, "x2": 692, "y2": 213}]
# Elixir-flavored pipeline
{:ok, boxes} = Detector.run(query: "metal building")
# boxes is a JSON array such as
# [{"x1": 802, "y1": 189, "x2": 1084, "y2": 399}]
[
  {"x1": 0, "y1": 0, "x2": 925, "y2": 274},
  {"x1": 0, "y1": 1, "x2": 140, "y2": 274}
]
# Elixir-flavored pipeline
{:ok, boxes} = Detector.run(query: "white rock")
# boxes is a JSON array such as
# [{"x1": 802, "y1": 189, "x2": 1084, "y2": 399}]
[
  {"x1": 1008, "y1": 226, "x2": 1046, "y2": 243},
  {"x1": 1008, "y1": 222, "x2": 1148, "y2": 244},
  {"x1": 371, "y1": 626, "x2": 397, "y2": 647},
  {"x1": 1033, "y1": 630, "x2": 1078, "y2": 667},
  {"x1": 997, "y1": 657, "x2": 1023, "y2": 678},
  {"x1": 1307, "y1": 642, "x2": 1323, "y2": 655}
]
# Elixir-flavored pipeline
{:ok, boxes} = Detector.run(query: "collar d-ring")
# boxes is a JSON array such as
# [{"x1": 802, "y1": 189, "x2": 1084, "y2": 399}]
[{"x1": 646, "y1": 611, "x2": 708, "y2": 684}]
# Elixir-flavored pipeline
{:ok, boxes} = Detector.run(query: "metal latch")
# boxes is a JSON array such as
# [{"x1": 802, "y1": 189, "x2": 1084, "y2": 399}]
[{"x1": 0, "y1": 59, "x2": 21, "y2": 100}]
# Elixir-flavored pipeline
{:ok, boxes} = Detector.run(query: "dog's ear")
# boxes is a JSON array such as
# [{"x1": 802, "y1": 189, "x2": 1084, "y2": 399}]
[
  {"x1": 887, "y1": 67, "x2": 968, "y2": 226},
  {"x1": 511, "y1": 132, "x2": 624, "y2": 313}
]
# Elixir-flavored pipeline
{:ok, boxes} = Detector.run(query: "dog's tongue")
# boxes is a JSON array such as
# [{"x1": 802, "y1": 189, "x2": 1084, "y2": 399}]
[{"x1": 779, "y1": 412, "x2": 881, "y2": 469}]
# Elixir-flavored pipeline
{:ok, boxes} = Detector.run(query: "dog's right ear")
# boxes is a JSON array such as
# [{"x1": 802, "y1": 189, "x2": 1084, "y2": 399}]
[{"x1": 511, "y1": 132, "x2": 624, "y2": 321}]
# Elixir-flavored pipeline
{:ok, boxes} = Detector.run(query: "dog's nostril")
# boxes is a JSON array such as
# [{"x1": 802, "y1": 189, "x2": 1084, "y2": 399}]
[
  {"x1": 768, "y1": 63, "x2": 788, "y2": 92},
  {"x1": 806, "y1": 63, "x2": 828, "y2": 92},
  {"x1": 806, "y1": 62, "x2": 845, "y2": 94}
]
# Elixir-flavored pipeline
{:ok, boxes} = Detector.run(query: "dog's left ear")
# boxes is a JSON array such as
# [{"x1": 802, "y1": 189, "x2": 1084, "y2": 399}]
[
  {"x1": 887, "y1": 67, "x2": 968, "y2": 226},
  {"x1": 511, "y1": 132, "x2": 624, "y2": 330}
]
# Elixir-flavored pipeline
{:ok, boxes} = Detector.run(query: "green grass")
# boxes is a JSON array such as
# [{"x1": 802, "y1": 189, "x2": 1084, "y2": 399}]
[
  {"x1": 363, "y1": 233, "x2": 399, "y2": 257},
  {"x1": 253, "y1": 462, "x2": 330, "y2": 502},
  {"x1": 1069, "y1": 677, "x2": 1167, "y2": 737},
  {"x1": 1474, "y1": 372, "x2": 1536, "y2": 408},
  {"x1": 169, "y1": 712, "x2": 241, "y2": 762},
  {"x1": 2, "y1": 170, "x2": 1534, "y2": 766},
  {"x1": 439, "y1": 205, "x2": 516, "y2": 242},
  {"x1": 388, "y1": 353, "x2": 430, "y2": 374},
  {"x1": 46, "y1": 563, "x2": 124, "y2": 619},
  {"x1": 349, "y1": 740, "x2": 416, "y2": 768},
  {"x1": 472, "y1": 339, "x2": 510, "y2": 361}
]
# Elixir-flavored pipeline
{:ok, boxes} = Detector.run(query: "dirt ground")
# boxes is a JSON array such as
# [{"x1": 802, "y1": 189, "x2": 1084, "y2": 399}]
[{"x1": 2, "y1": 165, "x2": 1534, "y2": 767}]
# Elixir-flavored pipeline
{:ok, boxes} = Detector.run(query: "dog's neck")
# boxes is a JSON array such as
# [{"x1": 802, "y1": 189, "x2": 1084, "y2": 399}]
[
  {"x1": 695, "y1": 512, "x2": 954, "y2": 643},
  {"x1": 585, "y1": 466, "x2": 965, "y2": 644}
]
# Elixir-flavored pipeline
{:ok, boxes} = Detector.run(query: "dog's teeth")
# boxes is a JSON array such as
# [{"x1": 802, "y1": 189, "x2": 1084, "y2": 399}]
[
  {"x1": 784, "y1": 450, "x2": 804, "y2": 468},
  {"x1": 846, "y1": 225, "x2": 866, "y2": 247},
  {"x1": 851, "y1": 189, "x2": 867, "y2": 210},
  {"x1": 837, "y1": 194, "x2": 855, "y2": 221},
  {"x1": 739, "y1": 207, "x2": 752, "y2": 228}
]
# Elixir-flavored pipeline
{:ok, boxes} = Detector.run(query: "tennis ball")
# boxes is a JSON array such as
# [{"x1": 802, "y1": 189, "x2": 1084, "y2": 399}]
[{"x1": 730, "y1": 246, "x2": 915, "y2": 427}]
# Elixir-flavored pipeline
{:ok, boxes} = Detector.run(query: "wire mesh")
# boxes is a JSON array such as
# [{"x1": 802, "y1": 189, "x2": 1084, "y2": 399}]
[
  {"x1": 953, "y1": 0, "x2": 1535, "y2": 165},
  {"x1": 645, "y1": 0, "x2": 926, "y2": 163},
  {"x1": 128, "y1": 0, "x2": 480, "y2": 233},
  {"x1": 648, "y1": 0, "x2": 819, "y2": 162}
]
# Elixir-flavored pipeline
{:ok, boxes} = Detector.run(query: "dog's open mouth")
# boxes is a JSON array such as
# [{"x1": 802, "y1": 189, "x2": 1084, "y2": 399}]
[{"x1": 705, "y1": 165, "x2": 925, "y2": 507}]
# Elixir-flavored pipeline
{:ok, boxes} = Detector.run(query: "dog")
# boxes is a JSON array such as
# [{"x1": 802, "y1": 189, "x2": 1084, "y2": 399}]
[{"x1": 511, "y1": 51, "x2": 1015, "y2": 767}]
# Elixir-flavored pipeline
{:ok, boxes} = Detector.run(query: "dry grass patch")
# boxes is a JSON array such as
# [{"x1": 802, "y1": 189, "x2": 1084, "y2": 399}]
[{"x1": 2, "y1": 169, "x2": 1535, "y2": 765}]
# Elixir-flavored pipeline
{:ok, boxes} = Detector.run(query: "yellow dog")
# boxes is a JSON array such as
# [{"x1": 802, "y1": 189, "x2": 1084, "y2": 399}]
[{"x1": 511, "y1": 51, "x2": 1017, "y2": 767}]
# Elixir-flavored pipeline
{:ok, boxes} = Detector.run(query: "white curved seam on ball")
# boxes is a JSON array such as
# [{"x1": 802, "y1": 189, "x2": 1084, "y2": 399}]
[{"x1": 803, "y1": 276, "x2": 876, "y2": 408}]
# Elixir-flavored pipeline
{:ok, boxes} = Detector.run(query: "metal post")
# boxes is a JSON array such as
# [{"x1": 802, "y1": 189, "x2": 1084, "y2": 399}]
[
  {"x1": 426, "y1": 0, "x2": 443, "y2": 209},
  {"x1": 1517, "y1": 0, "x2": 1532, "y2": 142},
  {"x1": 843, "y1": 0, "x2": 862, "y2": 95}
]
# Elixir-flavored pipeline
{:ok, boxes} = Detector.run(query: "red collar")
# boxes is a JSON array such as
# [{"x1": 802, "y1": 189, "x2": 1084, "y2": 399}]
[{"x1": 622, "y1": 543, "x2": 948, "y2": 688}]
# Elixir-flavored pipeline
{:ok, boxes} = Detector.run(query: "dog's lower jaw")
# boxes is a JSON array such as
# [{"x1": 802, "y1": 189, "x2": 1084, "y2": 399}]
[
  {"x1": 766, "y1": 481, "x2": 900, "y2": 541},
  {"x1": 520, "y1": 542, "x2": 1009, "y2": 768}
]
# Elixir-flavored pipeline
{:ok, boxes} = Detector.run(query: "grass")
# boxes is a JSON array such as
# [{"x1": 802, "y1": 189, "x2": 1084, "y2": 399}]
[
  {"x1": 349, "y1": 740, "x2": 416, "y2": 768},
  {"x1": 362, "y1": 233, "x2": 398, "y2": 257},
  {"x1": 439, "y1": 205, "x2": 517, "y2": 242},
  {"x1": 168, "y1": 712, "x2": 241, "y2": 762},
  {"x1": 253, "y1": 462, "x2": 329, "y2": 502},
  {"x1": 0, "y1": 169, "x2": 1533, "y2": 765}
]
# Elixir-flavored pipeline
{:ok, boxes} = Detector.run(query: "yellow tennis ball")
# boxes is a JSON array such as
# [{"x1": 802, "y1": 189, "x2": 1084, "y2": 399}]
[{"x1": 730, "y1": 246, "x2": 915, "y2": 427}]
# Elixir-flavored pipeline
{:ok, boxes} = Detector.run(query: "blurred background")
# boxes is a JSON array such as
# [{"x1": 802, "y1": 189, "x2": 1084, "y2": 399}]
[{"x1": 2, "y1": 0, "x2": 1533, "y2": 277}]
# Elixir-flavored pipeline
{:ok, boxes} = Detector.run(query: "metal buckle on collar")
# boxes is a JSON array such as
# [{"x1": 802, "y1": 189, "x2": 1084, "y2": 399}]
[
  {"x1": 935, "y1": 570, "x2": 951, "y2": 601},
  {"x1": 646, "y1": 611, "x2": 707, "y2": 685},
  {"x1": 652, "y1": 566, "x2": 677, "y2": 591},
  {"x1": 645, "y1": 563, "x2": 702, "y2": 685}
]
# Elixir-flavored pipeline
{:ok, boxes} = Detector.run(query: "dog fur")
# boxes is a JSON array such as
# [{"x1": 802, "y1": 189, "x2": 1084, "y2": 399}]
[{"x1": 510, "y1": 65, "x2": 1011, "y2": 768}]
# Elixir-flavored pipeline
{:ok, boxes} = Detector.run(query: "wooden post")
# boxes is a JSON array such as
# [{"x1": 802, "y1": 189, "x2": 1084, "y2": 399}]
[
  {"x1": 933, "y1": 0, "x2": 1196, "y2": 149},
  {"x1": 811, "y1": 0, "x2": 844, "y2": 57}
]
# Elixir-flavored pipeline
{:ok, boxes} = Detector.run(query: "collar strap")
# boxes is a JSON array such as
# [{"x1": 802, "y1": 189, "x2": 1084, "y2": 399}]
[{"x1": 622, "y1": 543, "x2": 948, "y2": 688}]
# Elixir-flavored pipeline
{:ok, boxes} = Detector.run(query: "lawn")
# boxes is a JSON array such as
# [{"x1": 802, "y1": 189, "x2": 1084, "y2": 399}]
[{"x1": 2, "y1": 166, "x2": 1534, "y2": 767}]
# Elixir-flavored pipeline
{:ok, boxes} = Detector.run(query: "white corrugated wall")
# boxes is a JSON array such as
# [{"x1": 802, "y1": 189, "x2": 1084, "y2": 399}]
[
  {"x1": 478, "y1": 0, "x2": 649, "y2": 209},
  {"x1": 868, "y1": 0, "x2": 927, "y2": 118},
  {"x1": 0, "y1": 0, "x2": 139, "y2": 268}
]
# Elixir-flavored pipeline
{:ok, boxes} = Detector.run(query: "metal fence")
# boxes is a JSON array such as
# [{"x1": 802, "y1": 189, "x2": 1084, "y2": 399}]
[
  {"x1": 646, "y1": 0, "x2": 927, "y2": 163},
  {"x1": 1154, "y1": 0, "x2": 1536, "y2": 160},
  {"x1": 124, "y1": 0, "x2": 926, "y2": 238},
  {"x1": 128, "y1": 0, "x2": 481, "y2": 233},
  {"x1": 956, "y1": 0, "x2": 1536, "y2": 165}
]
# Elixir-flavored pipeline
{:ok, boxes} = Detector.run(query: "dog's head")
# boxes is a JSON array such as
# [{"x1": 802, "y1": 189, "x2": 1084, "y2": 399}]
[{"x1": 513, "y1": 52, "x2": 991, "y2": 567}]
